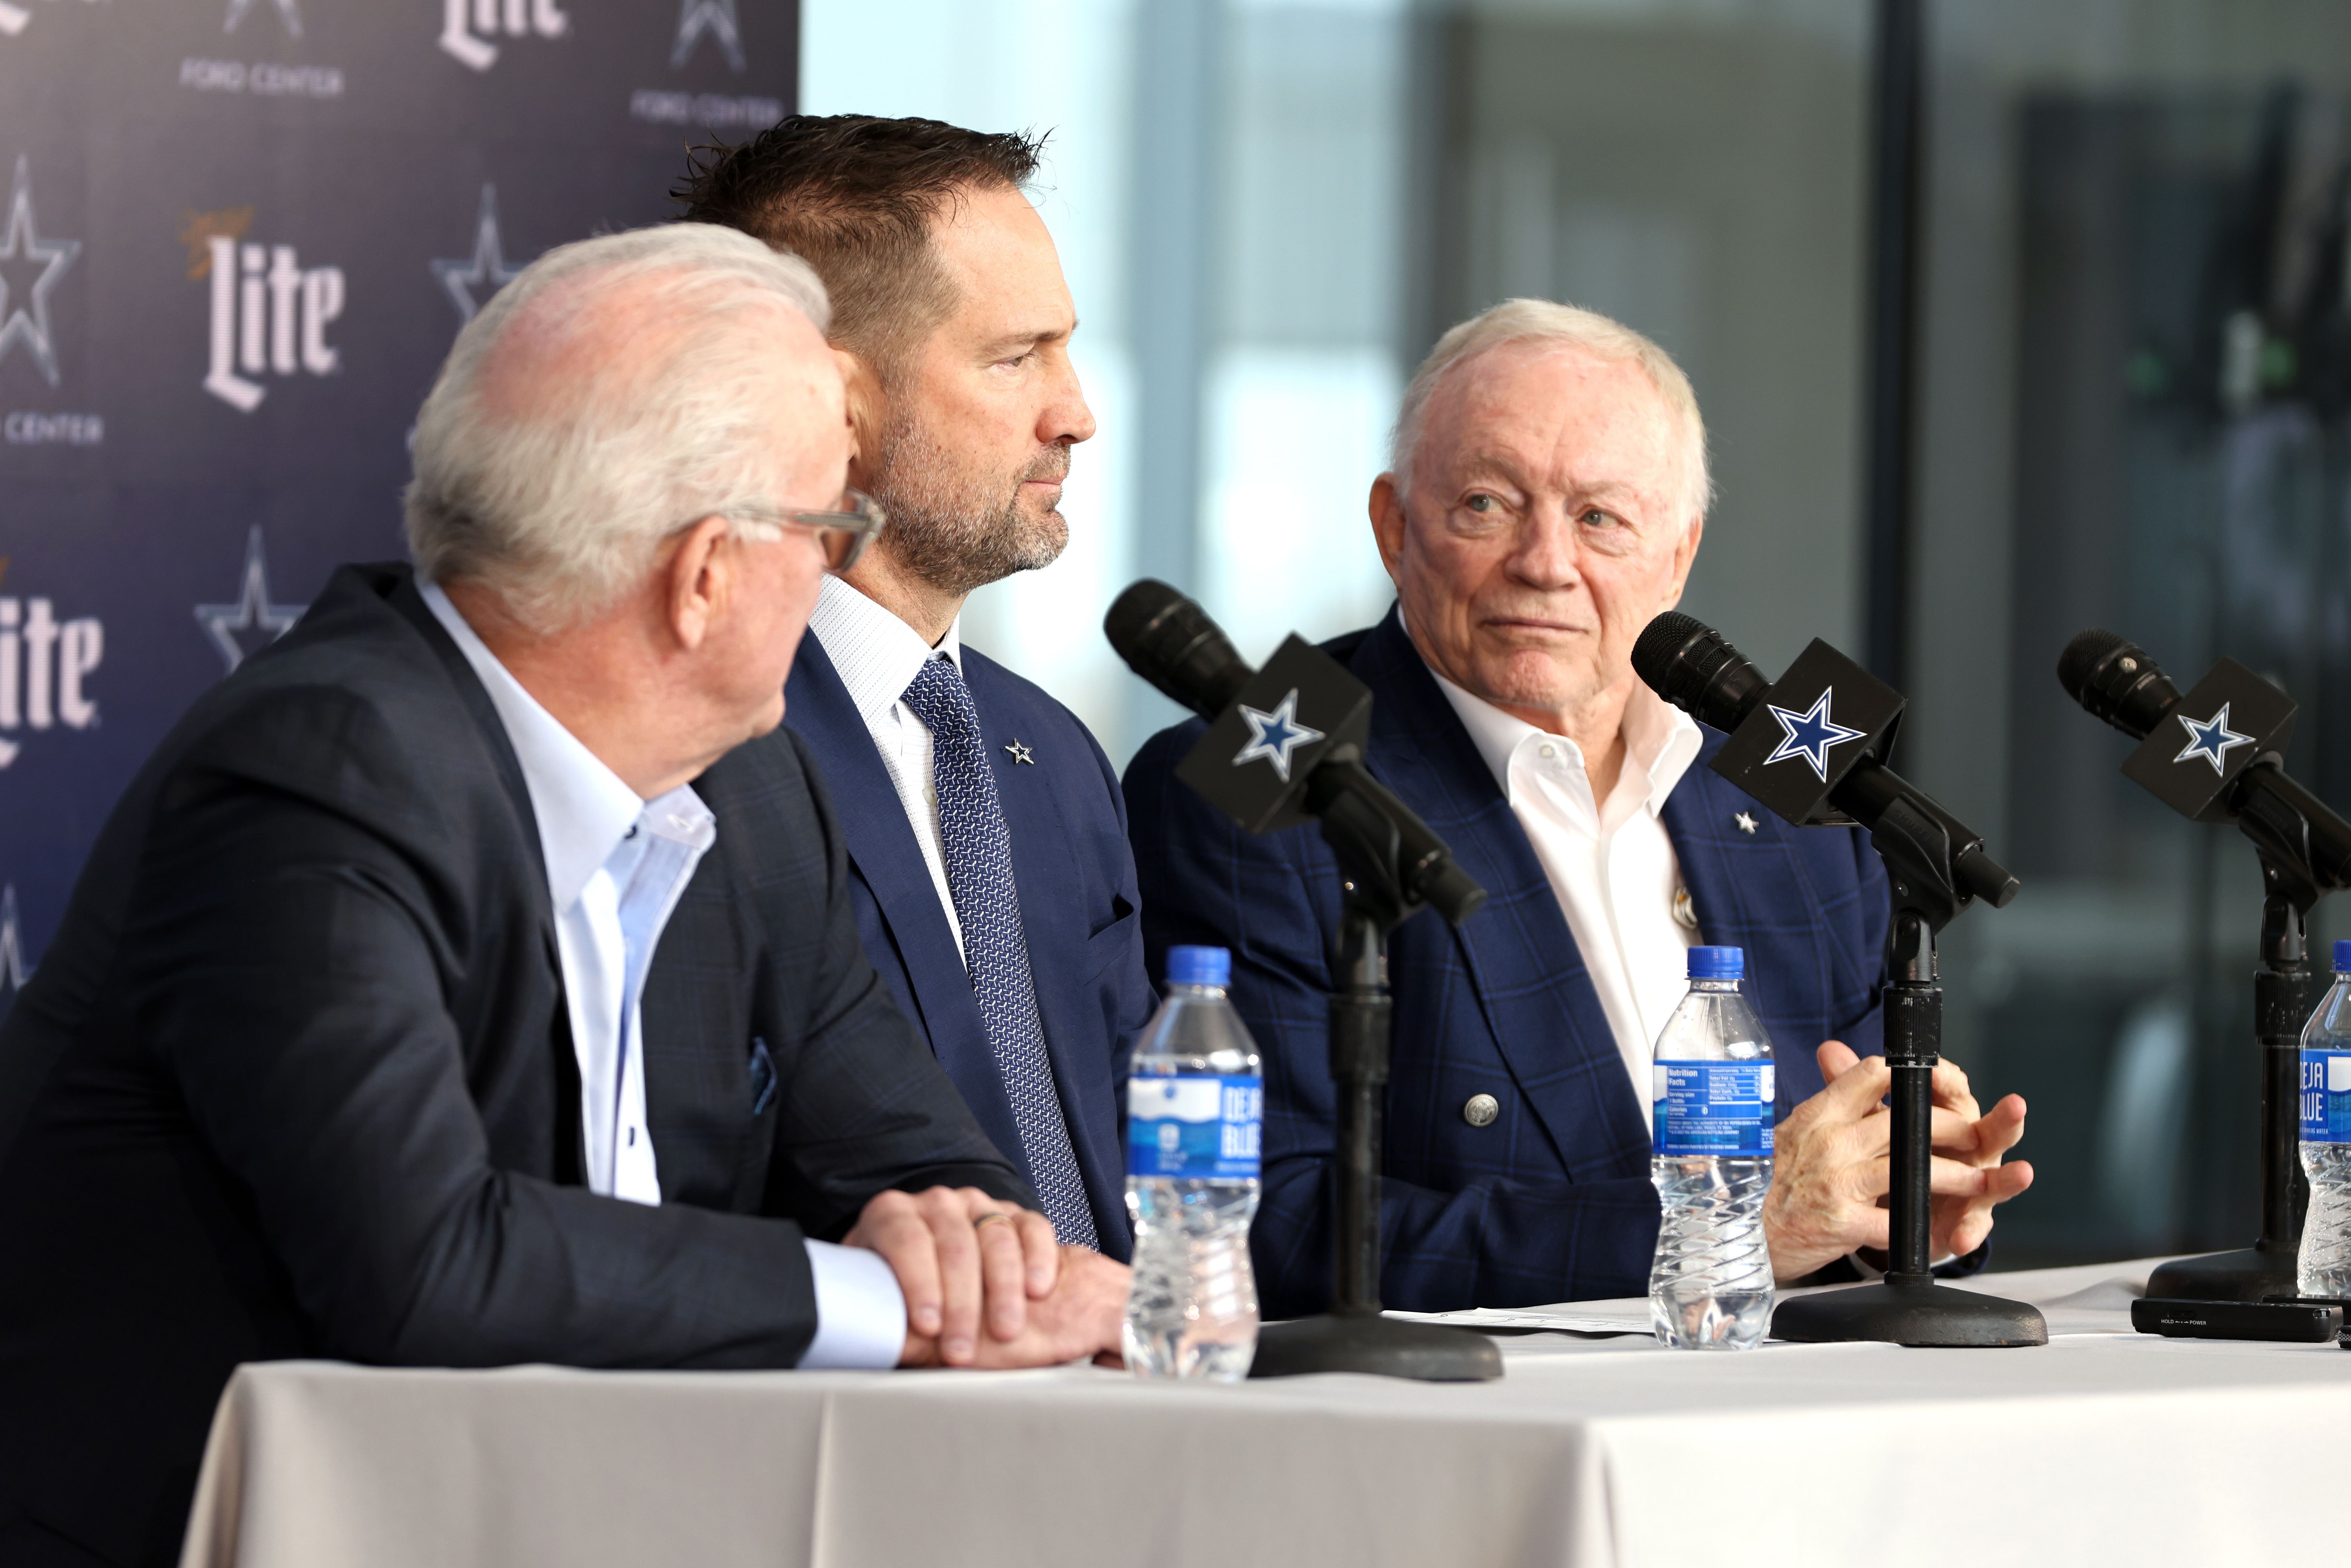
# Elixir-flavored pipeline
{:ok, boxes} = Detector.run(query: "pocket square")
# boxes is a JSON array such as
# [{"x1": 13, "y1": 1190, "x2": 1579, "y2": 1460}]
[{"x1": 748, "y1": 1036, "x2": 777, "y2": 1117}]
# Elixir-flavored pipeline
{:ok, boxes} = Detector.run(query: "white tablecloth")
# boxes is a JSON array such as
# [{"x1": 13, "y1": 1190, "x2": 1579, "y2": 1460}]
[{"x1": 179, "y1": 1258, "x2": 2351, "y2": 1568}]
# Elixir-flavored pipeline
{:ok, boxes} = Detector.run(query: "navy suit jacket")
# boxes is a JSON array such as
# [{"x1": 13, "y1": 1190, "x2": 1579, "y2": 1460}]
[
  {"x1": 785, "y1": 633, "x2": 1158, "y2": 1259},
  {"x1": 1125, "y1": 608, "x2": 1892, "y2": 1315}
]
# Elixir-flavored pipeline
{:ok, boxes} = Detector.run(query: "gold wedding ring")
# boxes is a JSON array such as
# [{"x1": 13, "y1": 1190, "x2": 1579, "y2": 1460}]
[{"x1": 972, "y1": 1211, "x2": 1013, "y2": 1232}]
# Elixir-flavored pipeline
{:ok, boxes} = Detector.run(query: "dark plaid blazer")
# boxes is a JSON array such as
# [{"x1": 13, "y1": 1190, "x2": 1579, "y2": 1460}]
[
  {"x1": 1125, "y1": 607, "x2": 1890, "y2": 1317},
  {"x1": 785, "y1": 633, "x2": 1158, "y2": 1259},
  {"x1": 0, "y1": 564, "x2": 1032, "y2": 1568}
]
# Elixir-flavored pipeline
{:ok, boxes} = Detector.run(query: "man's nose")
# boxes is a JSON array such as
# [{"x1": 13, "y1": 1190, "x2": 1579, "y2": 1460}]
[
  {"x1": 1042, "y1": 353, "x2": 1096, "y2": 447},
  {"x1": 1506, "y1": 506, "x2": 1581, "y2": 589}
]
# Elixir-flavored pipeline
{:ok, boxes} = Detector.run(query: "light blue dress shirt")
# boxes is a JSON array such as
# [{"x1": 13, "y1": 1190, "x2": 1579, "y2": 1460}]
[{"x1": 421, "y1": 580, "x2": 904, "y2": 1369}]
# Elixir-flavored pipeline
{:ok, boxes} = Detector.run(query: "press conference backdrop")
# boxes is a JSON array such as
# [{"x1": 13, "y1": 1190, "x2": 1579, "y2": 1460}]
[{"x1": 0, "y1": 0, "x2": 801, "y2": 1012}]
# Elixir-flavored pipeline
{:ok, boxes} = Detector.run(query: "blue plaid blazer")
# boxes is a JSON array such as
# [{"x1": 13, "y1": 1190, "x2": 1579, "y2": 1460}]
[{"x1": 1124, "y1": 607, "x2": 1889, "y2": 1314}]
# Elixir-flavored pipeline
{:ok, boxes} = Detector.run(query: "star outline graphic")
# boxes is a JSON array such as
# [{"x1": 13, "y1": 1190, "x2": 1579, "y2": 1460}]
[
  {"x1": 224, "y1": 0, "x2": 302, "y2": 37},
  {"x1": 1762, "y1": 689, "x2": 1868, "y2": 782},
  {"x1": 1232, "y1": 689, "x2": 1324, "y2": 783},
  {"x1": 672, "y1": 0, "x2": 745, "y2": 71},
  {"x1": 430, "y1": 184, "x2": 525, "y2": 330},
  {"x1": 1003, "y1": 739, "x2": 1034, "y2": 766},
  {"x1": 195, "y1": 525, "x2": 306, "y2": 675},
  {"x1": 0, "y1": 155, "x2": 80, "y2": 389},
  {"x1": 2173, "y1": 701, "x2": 2256, "y2": 776}
]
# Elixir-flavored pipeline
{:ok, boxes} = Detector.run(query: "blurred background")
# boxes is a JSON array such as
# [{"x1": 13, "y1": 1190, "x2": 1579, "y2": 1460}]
[{"x1": 14, "y1": 0, "x2": 2351, "y2": 1269}]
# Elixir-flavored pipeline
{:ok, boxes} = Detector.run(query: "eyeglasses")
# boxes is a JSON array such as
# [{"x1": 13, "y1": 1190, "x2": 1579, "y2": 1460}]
[{"x1": 716, "y1": 489, "x2": 888, "y2": 574}]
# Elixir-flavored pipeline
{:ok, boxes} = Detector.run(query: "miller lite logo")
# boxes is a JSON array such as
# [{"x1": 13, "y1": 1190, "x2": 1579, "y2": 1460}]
[
  {"x1": 0, "y1": 583, "x2": 105, "y2": 772},
  {"x1": 440, "y1": 0, "x2": 570, "y2": 73},
  {"x1": 182, "y1": 207, "x2": 344, "y2": 413}
]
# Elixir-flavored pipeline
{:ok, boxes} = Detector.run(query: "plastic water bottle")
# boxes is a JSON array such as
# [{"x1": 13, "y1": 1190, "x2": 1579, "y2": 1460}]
[
  {"x1": 1649, "y1": 944, "x2": 1776, "y2": 1350},
  {"x1": 2297, "y1": 939, "x2": 2351, "y2": 1296},
  {"x1": 1124, "y1": 945, "x2": 1264, "y2": 1381}
]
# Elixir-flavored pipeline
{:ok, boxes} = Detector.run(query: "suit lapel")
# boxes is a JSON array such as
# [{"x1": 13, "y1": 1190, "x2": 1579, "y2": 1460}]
[
  {"x1": 1351, "y1": 613, "x2": 1652, "y2": 1176},
  {"x1": 782, "y1": 636, "x2": 1029, "y2": 1161}
]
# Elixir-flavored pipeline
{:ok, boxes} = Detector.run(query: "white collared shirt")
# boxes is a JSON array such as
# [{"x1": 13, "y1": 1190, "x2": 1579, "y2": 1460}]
[
  {"x1": 421, "y1": 580, "x2": 905, "y2": 1368},
  {"x1": 806, "y1": 574, "x2": 968, "y2": 957},
  {"x1": 1428, "y1": 665, "x2": 1706, "y2": 1106}
]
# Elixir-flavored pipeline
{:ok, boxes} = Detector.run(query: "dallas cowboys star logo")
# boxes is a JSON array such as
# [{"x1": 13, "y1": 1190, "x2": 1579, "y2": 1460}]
[
  {"x1": 0, "y1": 884, "x2": 25, "y2": 1006},
  {"x1": 195, "y1": 526, "x2": 306, "y2": 674},
  {"x1": 224, "y1": 0, "x2": 301, "y2": 37},
  {"x1": 1763, "y1": 689, "x2": 1868, "y2": 782},
  {"x1": 0, "y1": 156, "x2": 80, "y2": 388},
  {"x1": 1003, "y1": 739, "x2": 1034, "y2": 765},
  {"x1": 1735, "y1": 812, "x2": 1758, "y2": 834},
  {"x1": 672, "y1": 0, "x2": 745, "y2": 70},
  {"x1": 1233, "y1": 689, "x2": 1324, "y2": 782},
  {"x1": 431, "y1": 185, "x2": 526, "y2": 329},
  {"x1": 2173, "y1": 701, "x2": 2255, "y2": 776}
]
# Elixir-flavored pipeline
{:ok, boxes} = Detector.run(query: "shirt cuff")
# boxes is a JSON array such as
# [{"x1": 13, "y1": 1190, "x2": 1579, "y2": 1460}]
[{"x1": 798, "y1": 1240, "x2": 908, "y2": 1370}]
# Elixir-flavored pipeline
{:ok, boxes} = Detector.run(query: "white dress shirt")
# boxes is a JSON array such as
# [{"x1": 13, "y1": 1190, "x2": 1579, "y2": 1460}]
[
  {"x1": 1427, "y1": 664, "x2": 1706, "y2": 1106},
  {"x1": 806, "y1": 573, "x2": 968, "y2": 957},
  {"x1": 421, "y1": 581, "x2": 904, "y2": 1369}
]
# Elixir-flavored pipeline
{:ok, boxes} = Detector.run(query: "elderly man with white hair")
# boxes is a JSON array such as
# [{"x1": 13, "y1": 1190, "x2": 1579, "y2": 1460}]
[
  {"x1": 0, "y1": 223, "x2": 1124, "y2": 1568},
  {"x1": 1127, "y1": 298, "x2": 2034, "y2": 1316}
]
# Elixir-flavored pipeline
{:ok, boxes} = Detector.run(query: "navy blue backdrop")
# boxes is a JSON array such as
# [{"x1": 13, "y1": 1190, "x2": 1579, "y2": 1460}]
[{"x1": 0, "y1": 0, "x2": 801, "y2": 1010}]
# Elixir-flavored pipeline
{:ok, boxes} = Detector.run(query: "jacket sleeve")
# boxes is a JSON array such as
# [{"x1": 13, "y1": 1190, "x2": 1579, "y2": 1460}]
[
  {"x1": 1124, "y1": 724, "x2": 1660, "y2": 1315},
  {"x1": 126, "y1": 689, "x2": 831, "y2": 1371},
  {"x1": 750, "y1": 729, "x2": 1041, "y2": 1232}
]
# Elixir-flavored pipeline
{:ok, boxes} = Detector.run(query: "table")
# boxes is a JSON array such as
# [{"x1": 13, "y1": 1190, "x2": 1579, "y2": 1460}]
[{"x1": 179, "y1": 1258, "x2": 2351, "y2": 1568}]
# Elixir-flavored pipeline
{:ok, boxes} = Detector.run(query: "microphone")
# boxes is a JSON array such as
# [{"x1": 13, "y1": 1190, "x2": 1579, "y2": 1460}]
[
  {"x1": 1633, "y1": 611, "x2": 2019, "y2": 912},
  {"x1": 2055, "y1": 630, "x2": 2351, "y2": 888},
  {"x1": 1106, "y1": 580, "x2": 1485, "y2": 926}
]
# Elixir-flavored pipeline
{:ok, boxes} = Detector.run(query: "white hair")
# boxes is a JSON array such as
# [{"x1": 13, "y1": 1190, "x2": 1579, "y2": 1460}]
[
  {"x1": 404, "y1": 222, "x2": 833, "y2": 631},
  {"x1": 1391, "y1": 298, "x2": 1712, "y2": 528}
]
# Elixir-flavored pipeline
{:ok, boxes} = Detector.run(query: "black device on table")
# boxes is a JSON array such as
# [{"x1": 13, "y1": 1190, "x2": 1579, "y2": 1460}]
[{"x1": 2130, "y1": 1297, "x2": 2343, "y2": 1342}]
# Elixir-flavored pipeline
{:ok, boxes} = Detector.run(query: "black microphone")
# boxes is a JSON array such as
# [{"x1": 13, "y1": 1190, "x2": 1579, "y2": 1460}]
[
  {"x1": 2056, "y1": 630, "x2": 2351, "y2": 888},
  {"x1": 1106, "y1": 580, "x2": 1485, "y2": 926},
  {"x1": 1633, "y1": 611, "x2": 2019, "y2": 911}
]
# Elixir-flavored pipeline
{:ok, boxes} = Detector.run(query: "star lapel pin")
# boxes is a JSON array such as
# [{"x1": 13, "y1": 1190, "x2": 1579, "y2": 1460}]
[
  {"x1": 1004, "y1": 739, "x2": 1035, "y2": 766},
  {"x1": 1735, "y1": 812, "x2": 1758, "y2": 835}
]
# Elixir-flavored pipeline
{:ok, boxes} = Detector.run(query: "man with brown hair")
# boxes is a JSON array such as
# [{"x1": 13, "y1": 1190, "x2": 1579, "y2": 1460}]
[{"x1": 677, "y1": 116, "x2": 1153, "y2": 1258}]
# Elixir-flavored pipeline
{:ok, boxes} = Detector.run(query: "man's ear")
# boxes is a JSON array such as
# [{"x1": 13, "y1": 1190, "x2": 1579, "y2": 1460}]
[
  {"x1": 665, "y1": 516, "x2": 734, "y2": 653},
  {"x1": 836, "y1": 347, "x2": 886, "y2": 486},
  {"x1": 1369, "y1": 473, "x2": 1408, "y2": 589}
]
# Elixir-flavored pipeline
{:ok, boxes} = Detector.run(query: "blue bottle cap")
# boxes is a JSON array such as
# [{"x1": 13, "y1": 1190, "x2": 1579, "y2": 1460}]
[
  {"x1": 1688, "y1": 945, "x2": 1744, "y2": 981},
  {"x1": 2335, "y1": 938, "x2": 2351, "y2": 974},
  {"x1": 1167, "y1": 945, "x2": 1232, "y2": 988}
]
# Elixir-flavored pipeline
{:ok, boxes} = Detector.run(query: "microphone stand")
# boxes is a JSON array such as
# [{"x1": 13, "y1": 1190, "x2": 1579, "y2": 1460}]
[
  {"x1": 1770, "y1": 794, "x2": 2048, "y2": 1345},
  {"x1": 2146, "y1": 763, "x2": 2323, "y2": 1302},
  {"x1": 1249, "y1": 752, "x2": 1505, "y2": 1381}
]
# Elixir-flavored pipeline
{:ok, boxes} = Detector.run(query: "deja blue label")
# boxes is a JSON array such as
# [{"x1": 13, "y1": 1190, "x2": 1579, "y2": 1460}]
[
  {"x1": 1128, "y1": 1074, "x2": 1263, "y2": 1180},
  {"x1": 1652, "y1": 1061, "x2": 1776, "y2": 1157},
  {"x1": 2301, "y1": 1050, "x2": 2351, "y2": 1145}
]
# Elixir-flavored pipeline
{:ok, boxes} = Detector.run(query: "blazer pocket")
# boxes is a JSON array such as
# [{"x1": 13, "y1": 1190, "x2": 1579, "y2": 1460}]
[{"x1": 1081, "y1": 903, "x2": 1140, "y2": 984}]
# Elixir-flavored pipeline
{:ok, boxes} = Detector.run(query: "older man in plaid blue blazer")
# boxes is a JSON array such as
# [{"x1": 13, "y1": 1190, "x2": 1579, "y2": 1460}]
[{"x1": 1125, "y1": 300, "x2": 2036, "y2": 1314}]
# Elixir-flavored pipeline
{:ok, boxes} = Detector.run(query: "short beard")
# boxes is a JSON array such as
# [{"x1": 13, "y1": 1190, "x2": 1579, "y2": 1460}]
[{"x1": 862, "y1": 405, "x2": 1070, "y2": 599}]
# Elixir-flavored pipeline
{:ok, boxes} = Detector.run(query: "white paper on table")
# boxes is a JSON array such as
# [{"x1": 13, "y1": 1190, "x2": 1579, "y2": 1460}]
[{"x1": 1381, "y1": 1308, "x2": 1651, "y2": 1335}]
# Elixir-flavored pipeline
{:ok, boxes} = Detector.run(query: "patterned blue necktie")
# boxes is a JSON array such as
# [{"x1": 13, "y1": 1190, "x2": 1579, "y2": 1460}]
[{"x1": 901, "y1": 655, "x2": 1100, "y2": 1250}]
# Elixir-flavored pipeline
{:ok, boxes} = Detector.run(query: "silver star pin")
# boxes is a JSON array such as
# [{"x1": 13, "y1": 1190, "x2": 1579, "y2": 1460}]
[
  {"x1": 1004, "y1": 740, "x2": 1035, "y2": 765},
  {"x1": 1735, "y1": 812, "x2": 1758, "y2": 835}
]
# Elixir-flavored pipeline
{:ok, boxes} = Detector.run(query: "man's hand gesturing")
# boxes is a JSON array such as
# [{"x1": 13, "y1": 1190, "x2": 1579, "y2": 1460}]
[
  {"x1": 843, "y1": 1186, "x2": 1127, "y2": 1368},
  {"x1": 1761, "y1": 1041, "x2": 2033, "y2": 1282}
]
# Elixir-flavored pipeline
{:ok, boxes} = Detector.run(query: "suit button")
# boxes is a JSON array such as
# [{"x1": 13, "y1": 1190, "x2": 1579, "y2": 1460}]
[{"x1": 1463, "y1": 1093, "x2": 1499, "y2": 1128}]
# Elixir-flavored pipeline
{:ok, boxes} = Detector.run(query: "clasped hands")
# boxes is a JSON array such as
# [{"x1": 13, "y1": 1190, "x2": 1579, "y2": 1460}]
[
  {"x1": 842, "y1": 1186, "x2": 1129, "y2": 1368},
  {"x1": 1762, "y1": 1041, "x2": 2035, "y2": 1282}
]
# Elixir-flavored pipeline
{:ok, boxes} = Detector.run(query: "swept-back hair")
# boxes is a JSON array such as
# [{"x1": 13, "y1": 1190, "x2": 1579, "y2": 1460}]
[
  {"x1": 1394, "y1": 298, "x2": 1712, "y2": 527},
  {"x1": 404, "y1": 222, "x2": 830, "y2": 631},
  {"x1": 673, "y1": 113, "x2": 1043, "y2": 379}
]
